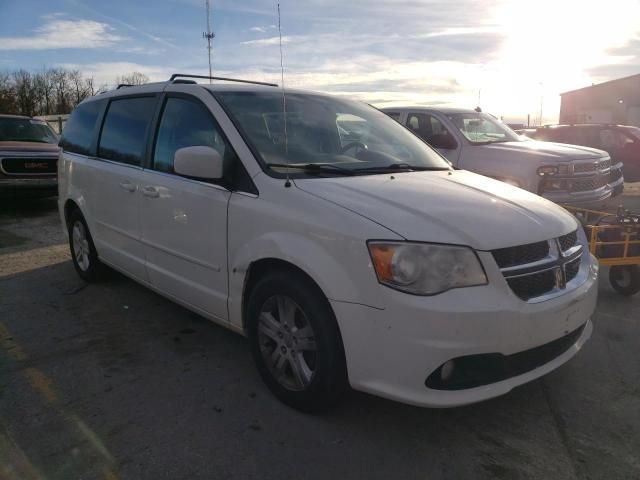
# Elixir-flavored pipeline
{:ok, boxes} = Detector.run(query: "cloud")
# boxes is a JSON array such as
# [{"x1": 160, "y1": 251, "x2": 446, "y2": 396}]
[
  {"x1": 0, "y1": 19, "x2": 123, "y2": 50},
  {"x1": 241, "y1": 36, "x2": 294, "y2": 46},
  {"x1": 250, "y1": 25, "x2": 277, "y2": 33}
]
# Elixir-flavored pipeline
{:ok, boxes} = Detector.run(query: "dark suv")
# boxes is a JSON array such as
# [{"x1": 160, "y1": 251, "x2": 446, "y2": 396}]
[
  {"x1": 524, "y1": 124, "x2": 637, "y2": 185},
  {"x1": 0, "y1": 114, "x2": 60, "y2": 198}
]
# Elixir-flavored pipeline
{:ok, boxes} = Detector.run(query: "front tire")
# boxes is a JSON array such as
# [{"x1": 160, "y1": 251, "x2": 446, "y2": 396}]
[
  {"x1": 609, "y1": 265, "x2": 640, "y2": 296},
  {"x1": 247, "y1": 269, "x2": 348, "y2": 412},
  {"x1": 68, "y1": 209, "x2": 105, "y2": 282}
]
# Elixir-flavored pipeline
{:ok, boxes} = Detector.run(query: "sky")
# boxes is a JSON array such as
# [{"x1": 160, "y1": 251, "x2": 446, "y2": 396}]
[{"x1": 1, "y1": 0, "x2": 640, "y2": 124}]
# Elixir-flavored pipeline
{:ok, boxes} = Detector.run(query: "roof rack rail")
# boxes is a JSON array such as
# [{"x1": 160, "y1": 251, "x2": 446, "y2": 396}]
[
  {"x1": 116, "y1": 83, "x2": 134, "y2": 89},
  {"x1": 169, "y1": 73, "x2": 277, "y2": 87}
]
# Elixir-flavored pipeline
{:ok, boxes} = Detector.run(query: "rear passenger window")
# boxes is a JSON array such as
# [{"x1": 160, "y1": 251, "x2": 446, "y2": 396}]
[
  {"x1": 98, "y1": 97, "x2": 156, "y2": 166},
  {"x1": 59, "y1": 100, "x2": 103, "y2": 155},
  {"x1": 153, "y1": 97, "x2": 233, "y2": 174}
]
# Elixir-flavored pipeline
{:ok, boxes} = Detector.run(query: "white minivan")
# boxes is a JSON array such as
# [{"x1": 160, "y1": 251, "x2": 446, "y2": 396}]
[{"x1": 58, "y1": 75, "x2": 598, "y2": 412}]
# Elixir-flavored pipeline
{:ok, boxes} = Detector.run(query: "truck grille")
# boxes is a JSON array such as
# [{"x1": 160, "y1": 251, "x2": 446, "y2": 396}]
[
  {"x1": 572, "y1": 175, "x2": 608, "y2": 192},
  {"x1": 492, "y1": 230, "x2": 583, "y2": 301},
  {"x1": 573, "y1": 159, "x2": 611, "y2": 173},
  {"x1": 610, "y1": 167, "x2": 624, "y2": 183},
  {"x1": 0, "y1": 157, "x2": 57, "y2": 176}
]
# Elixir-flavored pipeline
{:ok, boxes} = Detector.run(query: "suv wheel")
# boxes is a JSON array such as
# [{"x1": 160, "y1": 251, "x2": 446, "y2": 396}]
[
  {"x1": 68, "y1": 209, "x2": 105, "y2": 282},
  {"x1": 247, "y1": 270, "x2": 348, "y2": 412}
]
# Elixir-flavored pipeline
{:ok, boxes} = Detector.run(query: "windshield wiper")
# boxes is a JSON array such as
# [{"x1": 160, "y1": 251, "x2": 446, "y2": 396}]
[
  {"x1": 266, "y1": 163, "x2": 356, "y2": 176},
  {"x1": 352, "y1": 163, "x2": 451, "y2": 173}
]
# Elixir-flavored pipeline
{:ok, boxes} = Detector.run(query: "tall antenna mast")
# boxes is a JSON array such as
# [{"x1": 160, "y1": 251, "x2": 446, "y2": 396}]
[{"x1": 202, "y1": 0, "x2": 215, "y2": 83}]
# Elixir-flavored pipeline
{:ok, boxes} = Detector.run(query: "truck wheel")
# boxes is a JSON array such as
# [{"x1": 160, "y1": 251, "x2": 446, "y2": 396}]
[
  {"x1": 68, "y1": 209, "x2": 105, "y2": 282},
  {"x1": 609, "y1": 265, "x2": 640, "y2": 296},
  {"x1": 247, "y1": 269, "x2": 348, "y2": 413}
]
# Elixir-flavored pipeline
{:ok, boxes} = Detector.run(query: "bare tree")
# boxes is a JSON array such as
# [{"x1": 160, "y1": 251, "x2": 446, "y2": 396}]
[
  {"x1": 0, "y1": 67, "x2": 147, "y2": 116},
  {"x1": 13, "y1": 70, "x2": 38, "y2": 116},
  {"x1": 0, "y1": 71, "x2": 17, "y2": 114},
  {"x1": 69, "y1": 69, "x2": 91, "y2": 105},
  {"x1": 115, "y1": 71, "x2": 149, "y2": 86},
  {"x1": 51, "y1": 68, "x2": 71, "y2": 114}
]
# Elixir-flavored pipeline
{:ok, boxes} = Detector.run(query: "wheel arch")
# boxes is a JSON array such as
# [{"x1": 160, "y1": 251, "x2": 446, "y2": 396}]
[{"x1": 241, "y1": 258, "x2": 328, "y2": 332}]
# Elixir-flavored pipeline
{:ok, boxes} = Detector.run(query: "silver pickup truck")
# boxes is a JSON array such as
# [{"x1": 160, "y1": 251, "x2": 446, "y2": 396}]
[{"x1": 382, "y1": 107, "x2": 624, "y2": 205}]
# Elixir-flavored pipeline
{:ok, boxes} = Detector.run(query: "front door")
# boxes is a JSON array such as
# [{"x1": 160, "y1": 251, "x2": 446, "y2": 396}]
[{"x1": 140, "y1": 94, "x2": 232, "y2": 321}]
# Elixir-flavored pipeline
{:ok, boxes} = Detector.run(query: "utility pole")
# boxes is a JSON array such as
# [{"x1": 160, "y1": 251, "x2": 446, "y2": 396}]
[
  {"x1": 203, "y1": 0, "x2": 215, "y2": 83},
  {"x1": 538, "y1": 82, "x2": 544, "y2": 126}
]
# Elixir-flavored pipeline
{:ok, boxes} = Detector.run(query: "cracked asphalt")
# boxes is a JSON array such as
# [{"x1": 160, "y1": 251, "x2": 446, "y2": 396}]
[{"x1": 0, "y1": 196, "x2": 639, "y2": 480}]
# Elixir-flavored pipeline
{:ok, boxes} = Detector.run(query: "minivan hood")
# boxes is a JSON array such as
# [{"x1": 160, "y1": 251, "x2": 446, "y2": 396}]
[
  {"x1": 480, "y1": 140, "x2": 606, "y2": 161},
  {"x1": 295, "y1": 170, "x2": 578, "y2": 250},
  {"x1": 0, "y1": 141, "x2": 60, "y2": 154}
]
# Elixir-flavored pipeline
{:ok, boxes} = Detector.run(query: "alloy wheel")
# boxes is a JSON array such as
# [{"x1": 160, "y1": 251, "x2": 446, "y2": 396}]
[
  {"x1": 72, "y1": 221, "x2": 91, "y2": 272},
  {"x1": 257, "y1": 295, "x2": 318, "y2": 391}
]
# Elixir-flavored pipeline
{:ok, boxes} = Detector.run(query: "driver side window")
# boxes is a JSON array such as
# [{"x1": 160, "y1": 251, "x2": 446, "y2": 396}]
[{"x1": 407, "y1": 113, "x2": 456, "y2": 149}]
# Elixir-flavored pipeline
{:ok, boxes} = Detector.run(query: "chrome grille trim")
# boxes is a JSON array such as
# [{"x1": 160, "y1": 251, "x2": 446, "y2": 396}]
[{"x1": 492, "y1": 230, "x2": 585, "y2": 302}]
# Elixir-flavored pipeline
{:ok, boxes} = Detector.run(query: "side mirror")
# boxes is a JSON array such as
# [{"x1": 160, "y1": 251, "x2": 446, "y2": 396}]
[{"x1": 174, "y1": 146, "x2": 223, "y2": 180}]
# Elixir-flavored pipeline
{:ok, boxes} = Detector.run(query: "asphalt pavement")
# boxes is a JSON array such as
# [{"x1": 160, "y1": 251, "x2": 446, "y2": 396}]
[{"x1": 0, "y1": 196, "x2": 639, "y2": 480}]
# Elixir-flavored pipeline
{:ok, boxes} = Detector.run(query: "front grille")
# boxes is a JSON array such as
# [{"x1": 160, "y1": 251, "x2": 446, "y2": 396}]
[
  {"x1": 0, "y1": 157, "x2": 57, "y2": 176},
  {"x1": 597, "y1": 159, "x2": 611, "y2": 169},
  {"x1": 572, "y1": 175, "x2": 608, "y2": 192},
  {"x1": 559, "y1": 230, "x2": 577, "y2": 251},
  {"x1": 492, "y1": 233, "x2": 584, "y2": 301},
  {"x1": 574, "y1": 159, "x2": 611, "y2": 173},
  {"x1": 491, "y1": 241, "x2": 549, "y2": 269},
  {"x1": 610, "y1": 167, "x2": 624, "y2": 183},
  {"x1": 565, "y1": 257, "x2": 580, "y2": 282},
  {"x1": 573, "y1": 162, "x2": 598, "y2": 173},
  {"x1": 506, "y1": 270, "x2": 556, "y2": 301}
]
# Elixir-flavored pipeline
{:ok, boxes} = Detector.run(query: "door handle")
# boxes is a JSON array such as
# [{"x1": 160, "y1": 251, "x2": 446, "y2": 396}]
[
  {"x1": 142, "y1": 186, "x2": 160, "y2": 198},
  {"x1": 119, "y1": 181, "x2": 137, "y2": 192}
]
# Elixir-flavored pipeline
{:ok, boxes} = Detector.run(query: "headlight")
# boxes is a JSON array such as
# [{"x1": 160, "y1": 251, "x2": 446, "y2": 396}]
[
  {"x1": 367, "y1": 242, "x2": 488, "y2": 295},
  {"x1": 537, "y1": 165, "x2": 558, "y2": 176}
]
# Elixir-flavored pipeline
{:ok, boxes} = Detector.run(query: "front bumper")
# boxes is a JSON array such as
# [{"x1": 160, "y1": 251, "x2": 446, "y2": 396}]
[
  {"x1": 542, "y1": 184, "x2": 612, "y2": 206},
  {"x1": 0, "y1": 177, "x2": 58, "y2": 197},
  {"x1": 332, "y1": 253, "x2": 598, "y2": 408}
]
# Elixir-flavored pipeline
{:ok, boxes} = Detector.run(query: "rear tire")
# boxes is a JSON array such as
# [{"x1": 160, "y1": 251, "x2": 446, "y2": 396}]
[
  {"x1": 68, "y1": 209, "x2": 105, "y2": 282},
  {"x1": 247, "y1": 269, "x2": 348, "y2": 413},
  {"x1": 609, "y1": 265, "x2": 640, "y2": 296}
]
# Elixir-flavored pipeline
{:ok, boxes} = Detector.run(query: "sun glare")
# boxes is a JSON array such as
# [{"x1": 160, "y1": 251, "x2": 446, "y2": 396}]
[{"x1": 480, "y1": 0, "x2": 640, "y2": 122}]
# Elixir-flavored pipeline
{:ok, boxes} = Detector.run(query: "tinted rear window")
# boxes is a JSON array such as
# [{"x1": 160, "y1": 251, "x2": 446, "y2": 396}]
[
  {"x1": 98, "y1": 97, "x2": 157, "y2": 166},
  {"x1": 59, "y1": 100, "x2": 103, "y2": 155}
]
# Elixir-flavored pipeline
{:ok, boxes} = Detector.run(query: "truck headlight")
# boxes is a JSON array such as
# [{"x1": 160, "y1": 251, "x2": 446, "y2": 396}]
[
  {"x1": 367, "y1": 242, "x2": 488, "y2": 295},
  {"x1": 537, "y1": 165, "x2": 558, "y2": 176}
]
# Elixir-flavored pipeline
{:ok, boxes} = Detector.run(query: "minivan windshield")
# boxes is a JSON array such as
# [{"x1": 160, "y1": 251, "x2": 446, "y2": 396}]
[
  {"x1": 213, "y1": 91, "x2": 451, "y2": 176},
  {"x1": 446, "y1": 112, "x2": 520, "y2": 145},
  {"x1": 0, "y1": 117, "x2": 58, "y2": 143}
]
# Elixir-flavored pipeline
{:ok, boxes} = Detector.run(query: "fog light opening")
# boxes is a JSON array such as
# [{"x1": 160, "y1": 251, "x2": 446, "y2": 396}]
[{"x1": 441, "y1": 360, "x2": 455, "y2": 381}]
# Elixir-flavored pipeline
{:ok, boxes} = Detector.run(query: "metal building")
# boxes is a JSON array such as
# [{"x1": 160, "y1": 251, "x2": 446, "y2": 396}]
[{"x1": 559, "y1": 73, "x2": 640, "y2": 126}]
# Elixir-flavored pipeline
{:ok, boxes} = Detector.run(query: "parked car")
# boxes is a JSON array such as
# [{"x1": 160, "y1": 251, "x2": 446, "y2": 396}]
[
  {"x1": 58, "y1": 76, "x2": 598, "y2": 412},
  {"x1": 523, "y1": 124, "x2": 639, "y2": 183},
  {"x1": 382, "y1": 107, "x2": 624, "y2": 204},
  {"x1": 0, "y1": 114, "x2": 60, "y2": 198}
]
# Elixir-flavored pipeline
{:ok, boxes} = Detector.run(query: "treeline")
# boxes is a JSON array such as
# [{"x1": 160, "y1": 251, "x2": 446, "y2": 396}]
[{"x1": 0, "y1": 68, "x2": 150, "y2": 117}]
